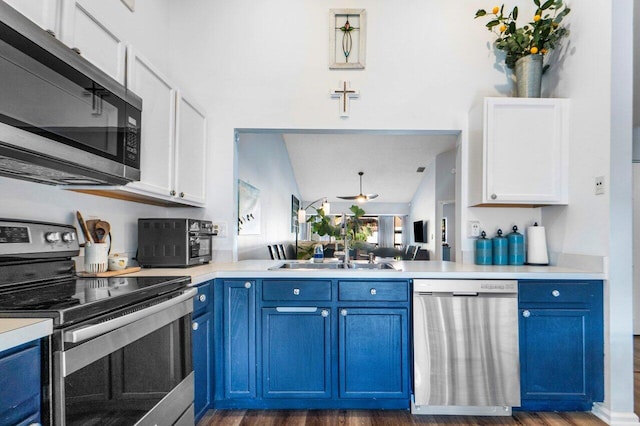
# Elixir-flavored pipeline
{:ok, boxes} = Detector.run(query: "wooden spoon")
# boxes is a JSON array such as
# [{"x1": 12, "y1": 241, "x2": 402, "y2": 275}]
[
  {"x1": 76, "y1": 211, "x2": 93, "y2": 244},
  {"x1": 94, "y1": 221, "x2": 111, "y2": 243}
]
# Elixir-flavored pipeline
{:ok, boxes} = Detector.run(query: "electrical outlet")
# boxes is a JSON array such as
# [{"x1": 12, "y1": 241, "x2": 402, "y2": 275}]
[
  {"x1": 212, "y1": 221, "x2": 227, "y2": 238},
  {"x1": 468, "y1": 221, "x2": 481, "y2": 237},
  {"x1": 595, "y1": 176, "x2": 605, "y2": 195}
]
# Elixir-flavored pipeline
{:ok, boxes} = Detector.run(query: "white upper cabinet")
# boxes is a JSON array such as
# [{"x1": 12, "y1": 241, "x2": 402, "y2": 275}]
[
  {"x1": 468, "y1": 97, "x2": 569, "y2": 206},
  {"x1": 125, "y1": 46, "x2": 206, "y2": 207},
  {"x1": 58, "y1": 1, "x2": 126, "y2": 84},
  {"x1": 126, "y1": 46, "x2": 176, "y2": 199},
  {"x1": 3, "y1": 0, "x2": 62, "y2": 36},
  {"x1": 174, "y1": 92, "x2": 207, "y2": 205}
]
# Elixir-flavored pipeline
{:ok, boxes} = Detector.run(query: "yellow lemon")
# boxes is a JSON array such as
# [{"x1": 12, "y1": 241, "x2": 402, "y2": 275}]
[
  {"x1": 499, "y1": 24, "x2": 506, "y2": 32},
  {"x1": 492, "y1": 6, "x2": 499, "y2": 14},
  {"x1": 533, "y1": 14, "x2": 541, "y2": 22},
  {"x1": 530, "y1": 46, "x2": 539, "y2": 54},
  {"x1": 540, "y1": 48, "x2": 548, "y2": 54}
]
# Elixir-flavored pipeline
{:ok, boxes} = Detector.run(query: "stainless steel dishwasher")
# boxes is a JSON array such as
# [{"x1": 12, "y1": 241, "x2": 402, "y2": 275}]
[{"x1": 412, "y1": 279, "x2": 520, "y2": 416}]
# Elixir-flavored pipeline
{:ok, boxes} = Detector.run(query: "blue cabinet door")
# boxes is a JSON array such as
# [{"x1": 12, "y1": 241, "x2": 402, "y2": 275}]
[
  {"x1": 0, "y1": 341, "x2": 41, "y2": 426},
  {"x1": 338, "y1": 308, "x2": 409, "y2": 399},
  {"x1": 223, "y1": 280, "x2": 256, "y2": 399},
  {"x1": 262, "y1": 308, "x2": 332, "y2": 398},
  {"x1": 518, "y1": 280, "x2": 604, "y2": 411},
  {"x1": 193, "y1": 309, "x2": 212, "y2": 422}
]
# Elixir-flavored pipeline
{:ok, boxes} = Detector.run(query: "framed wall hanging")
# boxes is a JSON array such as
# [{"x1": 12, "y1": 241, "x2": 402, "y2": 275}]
[{"x1": 329, "y1": 9, "x2": 366, "y2": 69}]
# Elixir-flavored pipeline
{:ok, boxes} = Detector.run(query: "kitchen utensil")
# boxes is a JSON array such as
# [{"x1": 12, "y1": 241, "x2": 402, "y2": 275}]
[
  {"x1": 94, "y1": 221, "x2": 111, "y2": 243},
  {"x1": 474, "y1": 231, "x2": 492, "y2": 265},
  {"x1": 492, "y1": 229, "x2": 508, "y2": 265},
  {"x1": 526, "y1": 222, "x2": 549, "y2": 265},
  {"x1": 85, "y1": 219, "x2": 100, "y2": 242},
  {"x1": 84, "y1": 242, "x2": 109, "y2": 273},
  {"x1": 76, "y1": 211, "x2": 93, "y2": 244},
  {"x1": 507, "y1": 225, "x2": 525, "y2": 265}
]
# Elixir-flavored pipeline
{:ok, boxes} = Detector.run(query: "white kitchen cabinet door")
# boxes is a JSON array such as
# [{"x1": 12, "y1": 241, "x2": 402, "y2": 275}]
[
  {"x1": 125, "y1": 46, "x2": 176, "y2": 199},
  {"x1": 58, "y1": 1, "x2": 126, "y2": 84},
  {"x1": 3, "y1": 0, "x2": 62, "y2": 36},
  {"x1": 174, "y1": 92, "x2": 207, "y2": 205},
  {"x1": 469, "y1": 97, "x2": 569, "y2": 206}
]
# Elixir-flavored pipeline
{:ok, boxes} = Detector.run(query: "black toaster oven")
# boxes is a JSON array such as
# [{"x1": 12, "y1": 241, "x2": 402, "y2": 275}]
[{"x1": 137, "y1": 218, "x2": 214, "y2": 267}]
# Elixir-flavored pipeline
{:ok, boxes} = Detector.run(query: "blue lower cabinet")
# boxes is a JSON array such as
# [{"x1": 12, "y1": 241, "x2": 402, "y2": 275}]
[
  {"x1": 0, "y1": 340, "x2": 41, "y2": 426},
  {"x1": 262, "y1": 308, "x2": 331, "y2": 398},
  {"x1": 223, "y1": 280, "x2": 256, "y2": 399},
  {"x1": 193, "y1": 310, "x2": 213, "y2": 422},
  {"x1": 518, "y1": 280, "x2": 604, "y2": 411},
  {"x1": 338, "y1": 308, "x2": 409, "y2": 399}
]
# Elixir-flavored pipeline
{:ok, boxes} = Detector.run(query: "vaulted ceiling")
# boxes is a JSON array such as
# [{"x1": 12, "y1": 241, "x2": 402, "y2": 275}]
[{"x1": 283, "y1": 132, "x2": 458, "y2": 204}]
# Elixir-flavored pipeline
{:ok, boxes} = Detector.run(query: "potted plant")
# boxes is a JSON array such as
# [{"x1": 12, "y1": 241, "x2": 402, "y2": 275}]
[{"x1": 475, "y1": 0, "x2": 570, "y2": 97}]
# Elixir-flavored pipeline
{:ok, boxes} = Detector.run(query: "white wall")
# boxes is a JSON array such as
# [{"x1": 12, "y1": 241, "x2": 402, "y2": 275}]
[
  {"x1": 409, "y1": 162, "x2": 435, "y2": 255},
  {"x1": 237, "y1": 133, "x2": 300, "y2": 260}
]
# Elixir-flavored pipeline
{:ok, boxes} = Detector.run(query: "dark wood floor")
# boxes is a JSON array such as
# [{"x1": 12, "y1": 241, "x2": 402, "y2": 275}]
[{"x1": 198, "y1": 337, "x2": 640, "y2": 426}]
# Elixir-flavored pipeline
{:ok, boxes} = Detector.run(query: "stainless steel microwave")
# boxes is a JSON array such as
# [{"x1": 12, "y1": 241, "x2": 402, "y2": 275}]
[{"x1": 0, "y1": 3, "x2": 142, "y2": 185}]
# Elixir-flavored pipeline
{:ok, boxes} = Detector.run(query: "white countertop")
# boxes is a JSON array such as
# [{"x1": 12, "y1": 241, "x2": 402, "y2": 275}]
[
  {"x1": 123, "y1": 260, "x2": 605, "y2": 286},
  {"x1": 0, "y1": 318, "x2": 52, "y2": 353}
]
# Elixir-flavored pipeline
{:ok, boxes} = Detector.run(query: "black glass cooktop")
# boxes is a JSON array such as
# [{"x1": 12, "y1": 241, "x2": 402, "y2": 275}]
[{"x1": 0, "y1": 275, "x2": 190, "y2": 326}]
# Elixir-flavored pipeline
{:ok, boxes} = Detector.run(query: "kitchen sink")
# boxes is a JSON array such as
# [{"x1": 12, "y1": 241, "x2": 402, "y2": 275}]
[{"x1": 270, "y1": 261, "x2": 401, "y2": 271}]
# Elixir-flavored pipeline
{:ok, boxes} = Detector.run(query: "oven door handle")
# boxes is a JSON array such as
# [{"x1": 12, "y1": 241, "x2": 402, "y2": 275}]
[{"x1": 63, "y1": 288, "x2": 197, "y2": 343}]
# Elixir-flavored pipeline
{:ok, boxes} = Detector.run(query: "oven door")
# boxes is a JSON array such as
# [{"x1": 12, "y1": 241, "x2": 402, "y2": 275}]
[
  {"x1": 189, "y1": 234, "x2": 212, "y2": 263},
  {"x1": 53, "y1": 288, "x2": 196, "y2": 426}
]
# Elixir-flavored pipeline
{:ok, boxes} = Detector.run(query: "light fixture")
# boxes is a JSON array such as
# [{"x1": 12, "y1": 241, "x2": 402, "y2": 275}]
[
  {"x1": 337, "y1": 171, "x2": 378, "y2": 202},
  {"x1": 298, "y1": 197, "x2": 330, "y2": 224}
]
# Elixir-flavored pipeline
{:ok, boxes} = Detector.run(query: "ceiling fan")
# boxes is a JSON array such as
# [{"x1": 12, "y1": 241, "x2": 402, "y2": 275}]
[{"x1": 337, "y1": 171, "x2": 378, "y2": 203}]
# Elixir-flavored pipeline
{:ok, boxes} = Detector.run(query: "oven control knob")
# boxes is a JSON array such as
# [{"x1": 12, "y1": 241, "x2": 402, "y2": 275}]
[
  {"x1": 62, "y1": 232, "x2": 76, "y2": 243},
  {"x1": 45, "y1": 232, "x2": 60, "y2": 243}
]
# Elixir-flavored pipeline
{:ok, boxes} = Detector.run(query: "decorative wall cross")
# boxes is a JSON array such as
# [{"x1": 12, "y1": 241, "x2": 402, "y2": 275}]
[{"x1": 331, "y1": 81, "x2": 359, "y2": 117}]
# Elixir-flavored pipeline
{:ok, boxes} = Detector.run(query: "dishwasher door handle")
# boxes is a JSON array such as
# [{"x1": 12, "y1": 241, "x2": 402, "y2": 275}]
[{"x1": 452, "y1": 292, "x2": 479, "y2": 296}]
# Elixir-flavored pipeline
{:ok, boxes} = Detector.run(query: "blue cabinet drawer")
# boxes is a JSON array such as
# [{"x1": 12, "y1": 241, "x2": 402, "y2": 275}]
[
  {"x1": 519, "y1": 281, "x2": 596, "y2": 304},
  {"x1": 338, "y1": 281, "x2": 408, "y2": 302},
  {"x1": 193, "y1": 281, "x2": 212, "y2": 316},
  {"x1": 263, "y1": 280, "x2": 332, "y2": 301}
]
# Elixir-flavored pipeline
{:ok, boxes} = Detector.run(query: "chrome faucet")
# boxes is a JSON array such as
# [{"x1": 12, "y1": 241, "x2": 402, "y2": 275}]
[{"x1": 341, "y1": 214, "x2": 350, "y2": 267}]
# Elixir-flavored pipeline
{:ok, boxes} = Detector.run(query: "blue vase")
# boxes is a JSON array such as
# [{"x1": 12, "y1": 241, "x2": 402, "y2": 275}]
[
  {"x1": 508, "y1": 226, "x2": 525, "y2": 265},
  {"x1": 493, "y1": 229, "x2": 508, "y2": 265},
  {"x1": 475, "y1": 231, "x2": 492, "y2": 265}
]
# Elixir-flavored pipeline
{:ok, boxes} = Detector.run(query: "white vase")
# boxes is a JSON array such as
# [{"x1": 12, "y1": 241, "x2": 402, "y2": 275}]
[{"x1": 515, "y1": 54, "x2": 543, "y2": 98}]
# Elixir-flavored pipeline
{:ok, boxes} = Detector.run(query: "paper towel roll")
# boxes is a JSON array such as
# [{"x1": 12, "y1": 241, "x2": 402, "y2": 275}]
[{"x1": 527, "y1": 225, "x2": 549, "y2": 265}]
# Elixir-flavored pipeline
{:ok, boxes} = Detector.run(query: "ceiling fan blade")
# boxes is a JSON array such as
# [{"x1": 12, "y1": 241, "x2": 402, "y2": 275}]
[
  {"x1": 365, "y1": 194, "x2": 379, "y2": 200},
  {"x1": 337, "y1": 195, "x2": 359, "y2": 200}
]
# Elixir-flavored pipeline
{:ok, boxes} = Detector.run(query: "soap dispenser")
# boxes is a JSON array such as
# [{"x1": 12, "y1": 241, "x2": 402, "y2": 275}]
[{"x1": 313, "y1": 244, "x2": 324, "y2": 263}]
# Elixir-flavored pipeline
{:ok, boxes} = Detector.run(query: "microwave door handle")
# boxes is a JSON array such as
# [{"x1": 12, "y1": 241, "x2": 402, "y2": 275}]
[
  {"x1": 190, "y1": 232, "x2": 217, "y2": 236},
  {"x1": 63, "y1": 288, "x2": 197, "y2": 344}
]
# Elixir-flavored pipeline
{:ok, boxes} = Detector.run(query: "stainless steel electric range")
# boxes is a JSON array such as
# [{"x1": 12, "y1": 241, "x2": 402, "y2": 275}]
[{"x1": 0, "y1": 219, "x2": 196, "y2": 426}]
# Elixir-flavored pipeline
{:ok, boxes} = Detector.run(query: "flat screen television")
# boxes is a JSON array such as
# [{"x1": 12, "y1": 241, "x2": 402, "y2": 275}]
[{"x1": 413, "y1": 220, "x2": 426, "y2": 243}]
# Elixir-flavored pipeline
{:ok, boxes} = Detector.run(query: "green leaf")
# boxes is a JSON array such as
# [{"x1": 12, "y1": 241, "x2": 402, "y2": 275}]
[
  {"x1": 541, "y1": 0, "x2": 554, "y2": 10},
  {"x1": 475, "y1": 9, "x2": 487, "y2": 18},
  {"x1": 509, "y1": 21, "x2": 516, "y2": 33},
  {"x1": 513, "y1": 6, "x2": 518, "y2": 20},
  {"x1": 534, "y1": 0, "x2": 540, "y2": 6},
  {"x1": 542, "y1": 64, "x2": 550, "y2": 74},
  {"x1": 486, "y1": 19, "x2": 500, "y2": 28}
]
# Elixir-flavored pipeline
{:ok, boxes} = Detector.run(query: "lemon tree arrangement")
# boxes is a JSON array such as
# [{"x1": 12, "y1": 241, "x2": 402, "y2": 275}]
[
  {"x1": 475, "y1": 0, "x2": 570, "y2": 70},
  {"x1": 475, "y1": 0, "x2": 570, "y2": 96}
]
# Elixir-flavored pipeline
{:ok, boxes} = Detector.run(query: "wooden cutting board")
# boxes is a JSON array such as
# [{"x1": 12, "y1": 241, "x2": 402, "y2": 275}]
[{"x1": 77, "y1": 266, "x2": 141, "y2": 277}]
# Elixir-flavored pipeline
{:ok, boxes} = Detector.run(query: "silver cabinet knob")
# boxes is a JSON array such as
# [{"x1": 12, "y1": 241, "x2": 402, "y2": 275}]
[
  {"x1": 552, "y1": 290, "x2": 560, "y2": 297},
  {"x1": 321, "y1": 309, "x2": 329, "y2": 317},
  {"x1": 179, "y1": 192, "x2": 185, "y2": 198},
  {"x1": 341, "y1": 309, "x2": 348, "y2": 316},
  {"x1": 45, "y1": 29, "x2": 56, "y2": 38},
  {"x1": 491, "y1": 193, "x2": 497, "y2": 200},
  {"x1": 71, "y1": 47, "x2": 81, "y2": 55},
  {"x1": 293, "y1": 288, "x2": 300, "y2": 295},
  {"x1": 244, "y1": 281, "x2": 251, "y2": 289},
  {"x1": 170, "y1": 190, "x2": 176, "y2": 196},
  {"x1": 198, "y1": 294, "x2": 206, "y2": 302},
  {"x1": 522, "y1": 310, "x2": 531, "y2": 318},
  {"x1": 192, "y1": 322, "x2": 199, "y2": 331},
  {"x1": 370, "y1": 288, "x2": 377, "y2": 295}
]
